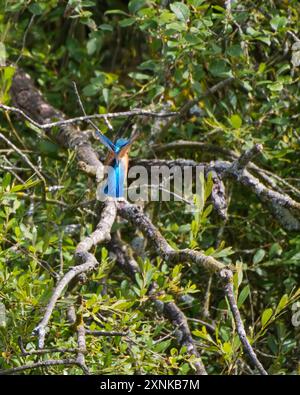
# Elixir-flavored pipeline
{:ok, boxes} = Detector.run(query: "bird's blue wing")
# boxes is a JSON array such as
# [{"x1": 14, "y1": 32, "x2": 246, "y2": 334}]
[
  {"x1": 95, "y1": 130, "x2": 116, "y2": 152},
  {"x1": 104, "y1": 157, "x2": 127, "y2": 198}
]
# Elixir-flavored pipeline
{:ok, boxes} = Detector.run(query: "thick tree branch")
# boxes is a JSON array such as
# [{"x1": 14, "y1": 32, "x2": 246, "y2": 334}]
[
  {"x1": 131, "y1": 157, "x2": 300, "y2": 231},
  {"x1": 10, "y1": 69, "x2": 102, "y2": 170},
  {"x1": 117, "y1": 200, "x2": 225, "y2": 272}
]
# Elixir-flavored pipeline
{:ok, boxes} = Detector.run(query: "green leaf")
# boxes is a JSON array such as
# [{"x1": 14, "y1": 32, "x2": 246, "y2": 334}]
[
  {"x1": 227, "y1": 44, "x2": 243, "y2": 57},
  {"x1": 230, "y1": 114, "x2": 242, "y2": 129},
  {"x1": 128, "y1": 0, "x2": 147, "y2": 14},
  {"x1": 119, "y1": 18, "x2": 136, "y2": 27},
  {"x1": 0, "y1": 43, "x2": 7, "y2": 66},
  {"x1": 267, "y1": 82, "x2": 283, "y2": 92},
  {"x1": 276, "y1": 294, "x2": 289, "y2": 313},
  {"x1": 208, "y1": 60, "x2": 233, "y2": 78},
  {"x1": 154, "y1": 339, "x2": 171, "y2": 353},
  {"x1": 170, "y1": 2, "x2": 190, "y2": 22},
  {"x1": 261, "y1": 308, "x2": 273, "y2": 327},
  {"x1": 135, "y1": 273, "x2": 143, "y2": 289},
  {"x1": 128, "y1": 72, "x2": 151, "y2": 80},
  {"x1": 256, "y1": 36, "x2": 271, "y2": 46},
  {"x1": 99, "y1": 24, "x2": 113, "y2": 32},
  {"x1": 38, "y1": 140, "x2": 60, "y2": 156},
  {"x1": 269, "y1": 243, "x2": 282, "y2": 258},
  {"x1": 253, "y1": 249, "x2": 266, "y2": 265},
  {"x1": 105, "y1": 9, "x2": 129, "y2": 16},
  {"x1": 83, "y1": 84, "x2": 100, "y2": 96},
  {"x1": 102, "y1": 88, "x2": 110, "y2": 105},
  {"x1": 87, "y1": 37, "x2": 98, "y2": 55},
  {"x1": 2, "y1": 173, "x2": 11, "y2": 190},
  {"x1": 222, "y1": 342, "x2": 232, "y2": 354},
  {"x1": 238, "y1": 285, "x2": 250, "y2": 308},
  {"x1": 187, "y1": 0, "x2": 205, "y2": 5},
  {"x1": 28, "y1": 3, "x2": 44, "y2": 15},
  {"x1": 270, "y1": 16, "x2": 288, "y2": 31},
  {"x1": 166, "y1": 21, "x2": 187, "y2": 32}
]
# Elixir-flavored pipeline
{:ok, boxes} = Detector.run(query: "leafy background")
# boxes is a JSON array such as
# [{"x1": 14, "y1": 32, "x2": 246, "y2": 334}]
[{"x1": 0, "y1": 0, "x2": 300, "y2": 374}]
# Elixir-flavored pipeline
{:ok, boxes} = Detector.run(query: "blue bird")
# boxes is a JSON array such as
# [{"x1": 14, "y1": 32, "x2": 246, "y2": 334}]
[{"x1": 95, "y1": 130, "x2": 134, "y2": 198}]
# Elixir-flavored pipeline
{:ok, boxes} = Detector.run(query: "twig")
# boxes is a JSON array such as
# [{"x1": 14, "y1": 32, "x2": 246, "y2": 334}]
[
  {"x1": 15, "y1": 14, "x2": 35, "y2": 65},
  {"x1": 0, "y1": 132, "x2": 46, "y2": 189},
  {"x1": 14, "y1": 192, "x2": 67, "y2": 207},
  {"x1": 0, "y1": 359, "x2": 85, "y2": 375},
  {"x1": 59, "y1": 231, "x2": 64, "y2": 278},
  {"x1": 203, "y1": 275, "x2": 213, "y2": 319},
  {"x1": 72, "y1": 81, "x2": 99, "y2": 132},
  {"x1": 151, "y1": 140, "x2": 238, "y2": 159},
  {"x1": 162, "y1": 301, "x2": 208, "y2": 375},
  {"x1": 0, "y1": 103, "x2": 177, "y2": 130},
  {"x1": 229, "y1": 144, "x2": 263, "y2": 173},
  {"x1": 287, "y1": 30, "x2": 300, "y2": 42},
  {"x1": 220, "y1": 269, "x2": 268, "y2": 375},
  {"x1": 187, "y1": 317, "x2": 216, "y2": 334},
  {"x1": 86, "y1": 330, "x2": 128, "y2": 336},
  {"x1": 76, "y1": 317, "x2": 89, "y2": 375},
  {"x1": 18, "y1": 336, "x2": 77, "y2": 356}
]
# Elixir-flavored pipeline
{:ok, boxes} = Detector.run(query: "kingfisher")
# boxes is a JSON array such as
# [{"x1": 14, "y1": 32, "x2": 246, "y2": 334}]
[{"x1": 95, "y1": 128, "x2": 136, "y2": 199}]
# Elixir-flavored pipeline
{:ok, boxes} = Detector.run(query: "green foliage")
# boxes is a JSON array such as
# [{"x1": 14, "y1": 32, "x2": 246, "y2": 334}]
[{"x1": 0, "y1": 0, "x2": 300, "y2": 375}]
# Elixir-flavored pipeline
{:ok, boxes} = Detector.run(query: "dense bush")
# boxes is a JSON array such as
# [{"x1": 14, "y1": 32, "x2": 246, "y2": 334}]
[{"x1": 0, "y1": 0, "x2": 300, "y2": 375}]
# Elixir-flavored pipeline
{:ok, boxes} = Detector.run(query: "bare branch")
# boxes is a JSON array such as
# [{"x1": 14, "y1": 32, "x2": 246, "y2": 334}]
[
  {"x1": 220, "y1": 269, "x2": 268, "y2": 375},
  {"x1": 18, "y1": 336, "x2": 77, "y2": 356},
  {"x1": 210, "y1": 170, "x2": 228, "y2": 220},
  {"x1": 229, "y1": 143, "x2": 263, "y2": 173},
  {"x1": 0, "y1": 358, "x2": 84, "y2": 375},
  {"x1": 14, "y1": 15, "x2": 35, "y2": 65},
  {"x1": 131, "y1": 157, "x2": 300, "y2": 231},
  {"x1": 86, "y1": 330, "x2": 128, "y2": 336},
  {"x1": 72, "y1": 81, "x2": 99, "y2": 132},
  {"x1": 151, "y1": 139, "x2": 238, "y2": 159},
  {"x1": 0, "y1": 103, "x2": 177, "y2": 130},
  {"x1": 76, "y1": 319, "x2": 89, "y2": 375},
  {"x1": 161, "y1": 300, "x2": 208, "y2": 375},
  {"x1": 117, "y1": 200, "x2": 225, "y2": 272},
  {"x1": 0, "y1": 132, "x2": 46, "y2": 189}
]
